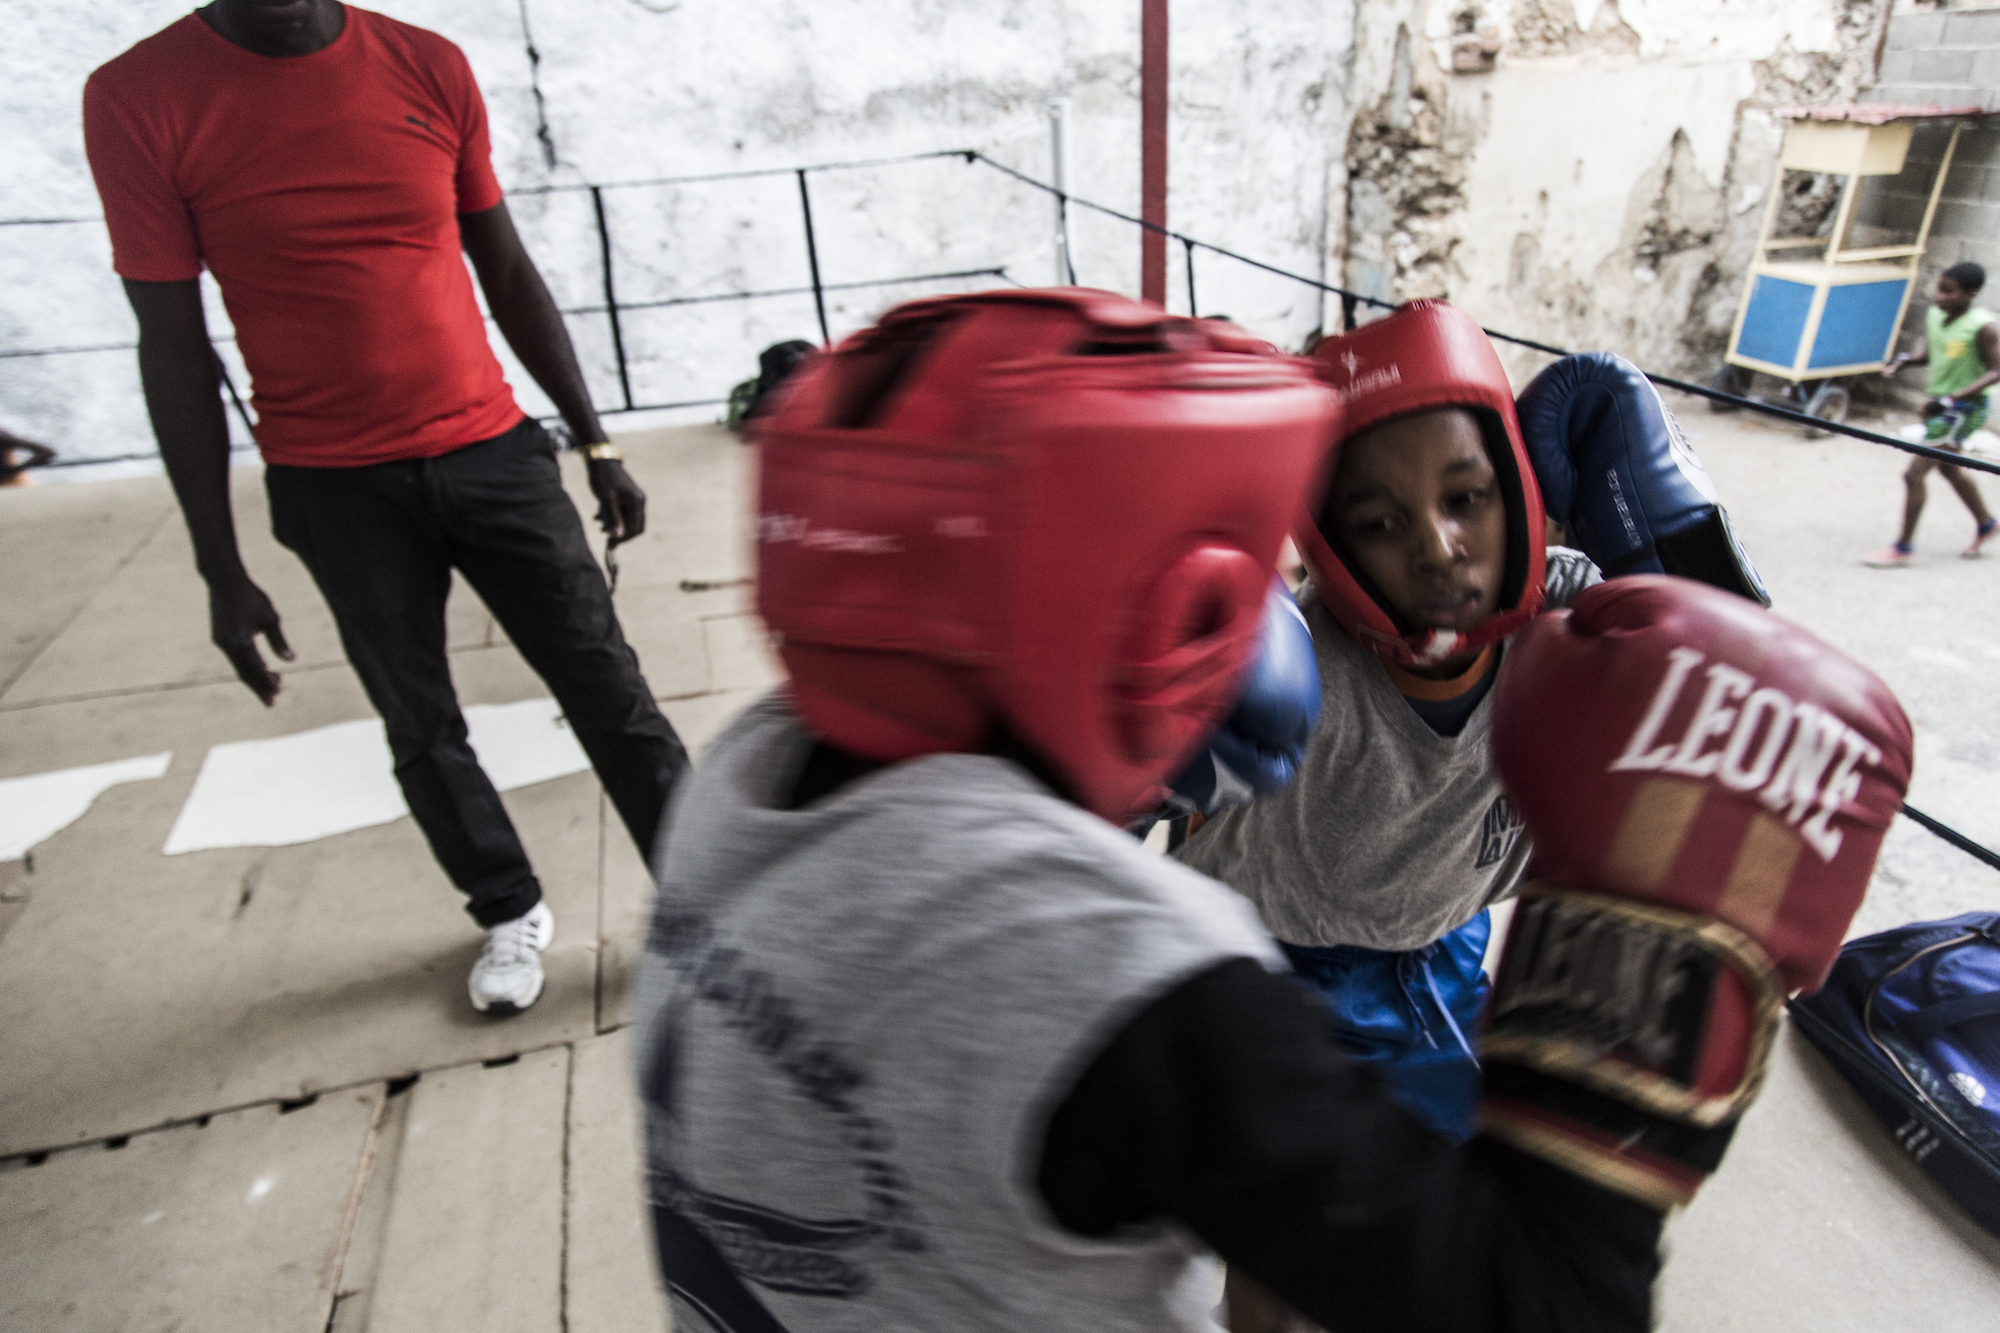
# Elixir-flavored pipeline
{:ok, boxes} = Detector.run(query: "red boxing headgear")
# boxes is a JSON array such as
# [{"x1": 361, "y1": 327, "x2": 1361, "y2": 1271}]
[
  {"x1": 757, "y1": 289, "x2": 1338, "y2": 821},
  {"x1": 1299, "y1": 300, "x2": 1547, "y2": 666}
]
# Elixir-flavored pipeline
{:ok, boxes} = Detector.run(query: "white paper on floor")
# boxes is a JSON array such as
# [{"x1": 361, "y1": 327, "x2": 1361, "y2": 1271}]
[
  {"x1": 161, "y1": 698, "x2": 591, "y2": 854},
  {"x1": 0, "y1": 752, "x2": 173, "y2": 860}
]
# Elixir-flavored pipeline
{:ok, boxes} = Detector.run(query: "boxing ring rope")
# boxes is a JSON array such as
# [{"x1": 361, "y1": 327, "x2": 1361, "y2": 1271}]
[
  {"x1": 13, "y1": 144, "x2": 1995, "y2": 478},
  {"x1": 502, "y1": 148, "x2": 971, "y2": 196},
  {"x1": 965, "y1": 152, "x2": 2000, "y2": 482},
  {"x1": 1899, "y1": 806, "x2": 2000, "y2": 874},
  {"x1": 4, "y1": 144, "x2": 1009, "y2": 461},
  {"x1": 4, "y1": 149, "x2": 1998, "y2": 873}
]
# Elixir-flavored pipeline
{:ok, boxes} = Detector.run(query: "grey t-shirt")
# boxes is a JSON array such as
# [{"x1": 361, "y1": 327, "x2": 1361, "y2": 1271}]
[
  {"x1": 634, "y1": 693, "x2": 1280, "y2": 1333},
  {"x1": 1175, "y1": 549, "x2": 1600, "y2": 952}
]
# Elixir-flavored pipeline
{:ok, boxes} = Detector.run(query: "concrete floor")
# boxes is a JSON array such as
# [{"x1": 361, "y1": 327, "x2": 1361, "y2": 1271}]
[
  {"x1": 0, "y1": 424, "x2": 763, "y2": 1333},
  {"x1": 1, "y1": 410, "x2": 1998, "y2": 1330}
]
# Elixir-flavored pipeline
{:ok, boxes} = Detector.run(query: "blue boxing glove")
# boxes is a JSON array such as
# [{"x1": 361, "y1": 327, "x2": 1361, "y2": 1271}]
[
  {"x1": 1165, "y1": 580, "x2": 1321, "y2": 816},
  {"x1": 1516, "y1": 352, "x2": 1770, "y2": 605}
]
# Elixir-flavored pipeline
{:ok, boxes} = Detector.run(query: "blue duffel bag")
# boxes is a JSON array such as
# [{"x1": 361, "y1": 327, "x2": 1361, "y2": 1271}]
[{"x1": 1789, "y1": 912, "x2": 2000, "y2": 1236}]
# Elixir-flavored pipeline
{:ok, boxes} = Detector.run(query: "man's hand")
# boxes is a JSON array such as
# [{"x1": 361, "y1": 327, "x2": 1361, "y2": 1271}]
[
  {"x1": 587, "y1": 456, "x2": 646, "y2": 545},
  {"x1": 0, "y1": 427, "x2": 56, "y2": 481},
  {"x1": 1882, "y1": 352, "x2": 1909, "y2": 380},
  {"x1": 209, "y1": 575, "x2": 294, "y2": 705},
  {"x1": 124, "y1": 277, "x2": 291, "y2": 707}
]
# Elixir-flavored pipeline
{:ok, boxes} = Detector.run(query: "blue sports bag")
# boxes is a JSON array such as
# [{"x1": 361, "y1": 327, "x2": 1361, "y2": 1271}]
[{"x1": 1789, "y1": 912, "x2": 2000, "y2": 1236}]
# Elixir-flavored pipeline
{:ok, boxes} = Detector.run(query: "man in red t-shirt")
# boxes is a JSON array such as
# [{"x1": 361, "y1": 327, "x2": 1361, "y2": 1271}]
[{"x1": 85, "y1": 0, "x2": 689, "y2": 1015}]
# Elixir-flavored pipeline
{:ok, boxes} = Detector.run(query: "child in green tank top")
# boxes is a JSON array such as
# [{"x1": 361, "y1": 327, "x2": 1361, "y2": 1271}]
[{"x1": 1866, "y1": 261, "x2": 2000, "y2": 565}]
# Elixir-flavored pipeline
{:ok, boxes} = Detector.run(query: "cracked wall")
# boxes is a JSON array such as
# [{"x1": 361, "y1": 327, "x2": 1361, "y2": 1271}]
[
  {"x1": 1343, "y1": 4, "x2": 1478, "y2": 307},
  {"x1": 1346, "y1": 0, "x2": 1893, "y2": 382}
]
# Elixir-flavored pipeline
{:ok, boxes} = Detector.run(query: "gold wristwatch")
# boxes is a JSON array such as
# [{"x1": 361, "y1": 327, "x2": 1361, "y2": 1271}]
[{"x1": 582, "y1": 442, "x2": 624, "y2": 463}]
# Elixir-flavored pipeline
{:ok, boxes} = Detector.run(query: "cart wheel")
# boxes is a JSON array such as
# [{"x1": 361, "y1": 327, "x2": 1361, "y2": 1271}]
[
  {"x1": 1706, "y1": 363, "x2": 1750, "y2": 413},
  {"x1": 1804, "y1": 381, "x2": 1852, "y2": 438}
]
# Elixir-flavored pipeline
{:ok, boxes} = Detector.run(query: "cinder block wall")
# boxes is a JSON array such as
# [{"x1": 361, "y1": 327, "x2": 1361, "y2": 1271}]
[
  {"x1": 1857, "y1": 6, "x2": 2000, "y2": 364},
  {"x1": 1871, "y1": 5, "x2": 2000, "y2": 108}
]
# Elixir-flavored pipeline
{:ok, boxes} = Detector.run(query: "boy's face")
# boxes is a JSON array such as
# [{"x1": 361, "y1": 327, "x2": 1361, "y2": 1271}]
[
  {"x1": 1936, "y1": 276, "x2": 1973, "y2": 318},
  {"x1": 1328, "y1": 407, "x2": 1508, "y2": 646}
]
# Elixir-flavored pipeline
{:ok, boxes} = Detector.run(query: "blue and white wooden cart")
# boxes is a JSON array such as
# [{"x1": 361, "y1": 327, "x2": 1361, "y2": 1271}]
[{"x1": 1715, "y1": 103, "x2": 1980, "y2": 433}]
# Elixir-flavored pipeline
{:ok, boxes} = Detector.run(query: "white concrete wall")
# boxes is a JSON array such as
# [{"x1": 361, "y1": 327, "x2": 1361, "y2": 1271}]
[
  {"x1": 0, "y1": 0, "x2": 1351, "y2": 471},
  {"x1": 0, "y1": 0, "x2": 1912, "y2": 472}
]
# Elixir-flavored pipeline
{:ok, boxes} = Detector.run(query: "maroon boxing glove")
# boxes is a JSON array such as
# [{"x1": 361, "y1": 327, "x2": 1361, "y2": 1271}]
[{"x1": 1481, "y1": 576, "x2": 1912, "y2": 1209}]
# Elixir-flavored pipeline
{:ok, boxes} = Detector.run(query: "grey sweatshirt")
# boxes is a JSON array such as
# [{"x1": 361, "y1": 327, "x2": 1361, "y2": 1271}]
[
  {"x1": 1176, "y1": 549, "x2": 1600, "y2": 951},
  {"x1": 633, "y1": 693, "x2": 1280, "y2": 1333}
]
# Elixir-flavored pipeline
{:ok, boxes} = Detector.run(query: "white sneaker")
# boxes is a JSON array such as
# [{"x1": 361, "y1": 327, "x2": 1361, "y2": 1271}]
[{"x1": 469, "y1": 902, "x2": 554, "y2": 1015}]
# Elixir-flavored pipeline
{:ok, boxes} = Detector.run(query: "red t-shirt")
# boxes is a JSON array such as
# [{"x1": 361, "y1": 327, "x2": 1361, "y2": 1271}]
[{"x1": 83, "y1": 8, "x2": 522, "y2": 466}]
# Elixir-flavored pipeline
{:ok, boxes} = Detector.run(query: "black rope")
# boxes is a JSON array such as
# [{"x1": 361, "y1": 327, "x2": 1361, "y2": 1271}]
[
  {"x1": 507, "y1": 148, "x2": 972, "y2": 197},
  {"x1": 1, "y1": 340, "x2": 143, "y2": 360},
  {"x1": 599, "y1": 396, "x2": 729, "y2": 415},
  {"x1": 561, "y1": 266, "x2": 1007, "y2": 316},
  {"x1": 964, "y1": 152, "x2": 2000, "y2": 480},
  {"x1": 1901, "y1": 803, "x2": 2000, "y2": 874},
  {"x1": 42, "y1": 442, "x2": 259, "y2": 469},
  {"x1": 970, "y1": 152, "x2": 1392, "y2": 309},
  {"x1": 12, "y1": 148, "x2": 976, "y2": 221},
  {"x1": 211, "y1": 348, "x2": 257, "y2": 441},
  {"x1": 0, "y1": 141, "x2": 1974, "y2": 474},
  {"x1": 12, "y1": 146, "x2": 1996, "y2": 483},
  {"x1": 1, "y1": 149, "x2": 978, "y2": 238},
  {"x1": 8, "y1": 268, "x2": 1015, "y2": 362},
  {"x1": 3, "y1": 332, "x2": 241, "y2": 360},
  {"x1": 1642, "y1": 371, "x2": 2000, "y2": 475}
]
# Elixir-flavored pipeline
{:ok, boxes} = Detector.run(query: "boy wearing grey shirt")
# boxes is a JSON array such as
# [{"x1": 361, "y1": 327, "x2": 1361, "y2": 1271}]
[{"x1": 1181, "y1": 304, "x2": 1600, "y2": 1172}]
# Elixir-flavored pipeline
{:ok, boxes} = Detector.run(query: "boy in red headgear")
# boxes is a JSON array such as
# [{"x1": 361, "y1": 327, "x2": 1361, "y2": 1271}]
[{"x1": 1178, "y1": 301, "x2": 1599, "y2": 1150}]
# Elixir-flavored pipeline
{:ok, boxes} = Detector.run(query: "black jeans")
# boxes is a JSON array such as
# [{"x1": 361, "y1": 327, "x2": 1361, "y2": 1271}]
[{"x1": 267, "y1": 418, "x2": 688, "y2": 927}]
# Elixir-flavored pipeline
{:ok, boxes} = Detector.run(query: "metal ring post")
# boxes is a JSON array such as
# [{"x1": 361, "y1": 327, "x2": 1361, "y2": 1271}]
[
  {"x1": 590, "y1": 186, "x2": 635, "y2": 411},
  {"x1": 796, "y1": 170, "x2": 832, "y2": 346}
]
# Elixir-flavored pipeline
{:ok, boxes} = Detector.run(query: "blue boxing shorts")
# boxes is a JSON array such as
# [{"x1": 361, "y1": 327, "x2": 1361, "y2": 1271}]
[{"x1": 1280, "y1": 911, "x2": 1491, "y2": 1141}]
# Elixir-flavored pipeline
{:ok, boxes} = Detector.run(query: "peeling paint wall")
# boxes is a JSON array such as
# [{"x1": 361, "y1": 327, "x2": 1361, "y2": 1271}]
[
  {"x1": 0, "y1": 0, "x2": 1353, "y2": 468},
  {"x1": 1342, "y1": 0, "x2": 1477, "y2": 307},
  {"x1": 1346, "y1": 0, "x2": 1894, "y2": 382}
]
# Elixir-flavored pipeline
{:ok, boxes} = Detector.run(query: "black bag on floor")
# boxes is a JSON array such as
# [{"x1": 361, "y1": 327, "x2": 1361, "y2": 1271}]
[
  {"x1": 727, "y1": 339, "x2": 819, "y2": 435},
  {"x1": 1789, "y1": 912, "x2": 2000, "y2": 1236}
]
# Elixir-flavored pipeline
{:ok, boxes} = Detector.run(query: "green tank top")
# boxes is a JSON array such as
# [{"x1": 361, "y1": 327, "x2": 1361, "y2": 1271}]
[{"x1": 1926, "y1": 305, "x2": 1994, "y2": 400}]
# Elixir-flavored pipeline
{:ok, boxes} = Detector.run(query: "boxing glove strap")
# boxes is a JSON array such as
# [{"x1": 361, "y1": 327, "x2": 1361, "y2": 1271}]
[
  {"x1": 1480, "y1": 886, "x2": 1784, "y2": 1127},
  {"x1": 1479, "y1": 1086, "x2": 1728, "y2": 1212}
]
